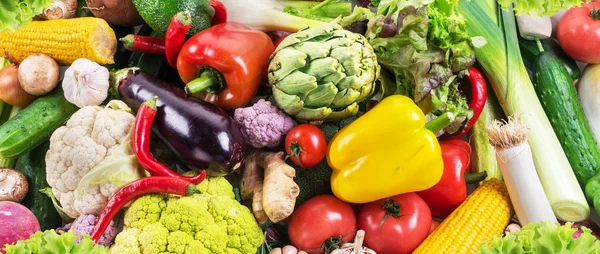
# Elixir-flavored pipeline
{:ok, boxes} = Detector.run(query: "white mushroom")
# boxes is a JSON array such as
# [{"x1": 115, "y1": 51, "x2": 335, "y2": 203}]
[{"x1": 0, "y1": 168, "x2": 28, "y2": 202}]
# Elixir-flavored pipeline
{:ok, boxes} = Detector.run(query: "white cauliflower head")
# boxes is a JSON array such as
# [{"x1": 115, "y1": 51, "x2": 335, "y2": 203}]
[{"x1": 46, "y1": 100, "x2": 147, "y2": 218}]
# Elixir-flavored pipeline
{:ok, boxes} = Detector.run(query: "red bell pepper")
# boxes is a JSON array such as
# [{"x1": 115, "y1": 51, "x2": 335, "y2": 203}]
[
  {"x1": 177, "y1": 22, "x2": 275, "y2": 111},
  {"x1": 416, "y1": 139, "x2": 487, "y2": 218},
  {"x1": 447, "y1": 66, "x2": 487, "y2": 139}
]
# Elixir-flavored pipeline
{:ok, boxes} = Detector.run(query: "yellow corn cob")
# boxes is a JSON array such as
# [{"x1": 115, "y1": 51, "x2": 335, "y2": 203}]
[
  {"x1": 0, "y1": 17, "x2": 116, "y2": 65},
  {"x1": 413, "y1": 178, "x2": 514, "y2": 254}
]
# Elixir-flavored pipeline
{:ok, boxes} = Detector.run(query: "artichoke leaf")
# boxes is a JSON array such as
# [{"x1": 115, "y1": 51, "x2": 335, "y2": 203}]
[
  {"x1": 303, "y1": 83, "x2": 339, "y2": 108},
  {"x1": 268, "y1": 48, "x2": 308, "y2": 84},
  {"x1": 304, "y1": 57, "x2": 341, "y2": 80},
  {"x1": 331, "y1": 88, "x2": 361, "y2": 108},
  {"x1": 295, "y1": 107, "x2": 333, "y2": 121},
  {"x1": 326, "y1": 103, "x2": 359, "y2": 123},
  {"x1": 275, "y1": 71, "x2": 318, "y2": 96},
  {"x1": 331, "y1": 46, "x2": 361, "y2": 77},
  {"x1": 293, "y1": 41, "x2": 331, "y2": 60},
  {"x1": 273, "y1": 86, "x2": 304, "y2": 115}
]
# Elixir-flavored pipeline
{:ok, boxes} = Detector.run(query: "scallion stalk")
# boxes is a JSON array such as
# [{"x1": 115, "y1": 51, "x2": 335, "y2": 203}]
[
  {"x1": 488, "y1": 116, "x2": 557, "y2": 226},
  {"x1": 457, "y1": 1, "x2": 590, "y2": 222}
]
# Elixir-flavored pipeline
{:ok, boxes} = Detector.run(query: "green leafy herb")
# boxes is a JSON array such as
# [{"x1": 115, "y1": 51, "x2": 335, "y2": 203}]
[
  {"x1": 477, "y1": 222, "x2": 600, "y2": 253},
  {"x1": 0, "y1": 0, "x2": 54, "y2": 32},
  {"x1": 3, "y1": 230, "x2": 109, "y2": 254},
  {"x1": 366, "y1": 0, "x2": 476, "y2": 135},
  {"x1": 497, "y1": 0, "x2": 588, "y2": 17}
]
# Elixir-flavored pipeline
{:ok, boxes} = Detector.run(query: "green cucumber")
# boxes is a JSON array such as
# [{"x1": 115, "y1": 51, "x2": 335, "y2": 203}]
[
  {"x1": 0, "y1": 89, "x2": 77, "y2": 158},
  {"x1": 521, "y1": 37, "x2": 581, "y2": 81},
  {"x1": 19, "y1": 142, "x2": 61, "y2": 230},
  {"x1": 533, "y1": 48, "x2": 600, "y2": 188}
]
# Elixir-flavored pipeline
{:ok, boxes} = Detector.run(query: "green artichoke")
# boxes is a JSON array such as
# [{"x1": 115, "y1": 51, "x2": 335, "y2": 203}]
[{"x1": 268, "y1": 23, "x2": 380, "y2": 125}]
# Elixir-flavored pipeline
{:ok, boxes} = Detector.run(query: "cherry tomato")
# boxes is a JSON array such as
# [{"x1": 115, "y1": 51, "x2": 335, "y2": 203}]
[
  {"x1": 558, "y1": 2, "x2": 600, "y2": 63},
  {"x1": 288, "y1": 195, "x2": 357, "y2": 254},
  {"x1": 285, "y1": 124, "x2": 326, "y2": 168},
  {"x1": 358, "y1": 193, "x2": 432, "y2": 254}
]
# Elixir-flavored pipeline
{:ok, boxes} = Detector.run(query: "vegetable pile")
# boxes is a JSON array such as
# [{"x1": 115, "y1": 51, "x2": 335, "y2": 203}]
[{"x1": 2, "y1": 0, "x2": 600, "y2": 253}]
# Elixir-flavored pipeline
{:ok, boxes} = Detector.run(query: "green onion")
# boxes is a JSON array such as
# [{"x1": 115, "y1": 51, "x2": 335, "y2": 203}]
[{"x1": 457, "y1": 1, "x2": 590, "y2": 222}]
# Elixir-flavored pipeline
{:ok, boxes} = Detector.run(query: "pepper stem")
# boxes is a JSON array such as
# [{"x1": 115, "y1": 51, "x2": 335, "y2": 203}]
[
  {"x1": 379, "y1": 199, "x2": 409, "y2": 228},
  {"x1": 185, "y1": 68, "x2": 224, "y2": 95},
  {"x1": 465, "y1": 171, "x2": 488, "y2": 184},
  {"x1": 119, "y1": 35, "x2": 134, "y2": 49},
  {"x1": 425, "y1": 112, "x2": 455, "y2": 133},
  {"x1": 144, "y1": 96, "x2": 158, "y2": 110},
  {"x1": 591, "y1": 8, "x2": 600, "y2": 20},
  {"x1": 186, "y1": 184, "x2": 202, "y2": 196}
]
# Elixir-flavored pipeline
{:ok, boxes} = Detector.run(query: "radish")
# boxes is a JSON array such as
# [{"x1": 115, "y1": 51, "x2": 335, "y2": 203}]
[{"x1": 0, "y1": 201, "x2": 40, "y2": 249}]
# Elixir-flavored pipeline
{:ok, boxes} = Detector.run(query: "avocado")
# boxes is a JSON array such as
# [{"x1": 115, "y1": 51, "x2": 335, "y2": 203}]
[{"x1": 132, "y1": 0, "x2": 214, "y2": 36}]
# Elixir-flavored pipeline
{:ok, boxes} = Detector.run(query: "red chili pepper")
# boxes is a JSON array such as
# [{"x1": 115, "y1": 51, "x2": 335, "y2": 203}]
[
  {"x1": 177, "y1": 22, "x2": 275, "y2": 111},
  {"x1": 450, "y1": 67, "x2": 487, "y2": 139},
  {"x1": 90, "y1": 176, "x2": 200, "y2": 242},
  {"x1": 416, "y1": 140, "x2": 487, "y2": 218},
  {"x1": 119, "y1": 34, "x2": 166, "y2": 55},
  {"x1": 166, "y1": 11, "x2": 192, "y2": 69},
  {"x1": 210, "y1": 0, "x2": 227, "y2": 25},
  {"x1": 133, "y1": 97, "x2": 207, "y2": 184}
]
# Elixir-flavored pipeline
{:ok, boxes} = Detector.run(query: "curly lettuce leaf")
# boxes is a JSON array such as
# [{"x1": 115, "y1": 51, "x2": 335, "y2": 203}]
[
  {"x1": 477, "y1": 222, "x2": 600, "y2": 253},
  {"x1": 0, "y1": 0, "x2": 54, "y2": 32},
  {"x1": 367, "y1": 0, "x2": 476, "y2": 133},
  {"x1": 497, "y1": 0, "x2": 588, "y2": 17},
  {"x1": 3, "y1": 230, "x2": 109, "y2": 254}
]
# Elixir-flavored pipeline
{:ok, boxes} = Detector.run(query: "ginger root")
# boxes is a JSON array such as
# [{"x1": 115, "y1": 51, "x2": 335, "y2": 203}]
[{"x1": 241, "y1": 151, "x2": 300, "y2": 224}]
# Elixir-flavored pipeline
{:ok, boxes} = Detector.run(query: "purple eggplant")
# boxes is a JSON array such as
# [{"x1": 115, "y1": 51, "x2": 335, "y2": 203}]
[{"x1": 113, "y1": 68, "x2": 245, "y2": 176}]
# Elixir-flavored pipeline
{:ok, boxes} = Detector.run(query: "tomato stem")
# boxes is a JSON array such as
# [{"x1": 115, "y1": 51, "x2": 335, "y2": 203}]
[
  {"x1": 591, "y1": 8, "x2": 600, "y2": 20},
  {"x1": 285, "y1": 141, "x2": 304, "y2": 166},
  {"x1": 321, "y1": 236, "x2": 343, "y2": 253},
  {"x1": 379, "y1": 199, "x2": 409, "y2": 228}
]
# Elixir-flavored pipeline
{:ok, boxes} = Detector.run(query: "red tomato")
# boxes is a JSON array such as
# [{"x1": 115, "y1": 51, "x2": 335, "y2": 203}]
[
  {"x1": 357, "y1": 193, "x2": 432, "y2": 254},
  {"x1": 558, "y1": 2, "x2": 600, "y2": 63},
  {"x1": 285, "y1": 124, "x2": 327, "y2": 168},
  {"x1": 288, "y1": 195, "x2": 357, "y2": 254}
]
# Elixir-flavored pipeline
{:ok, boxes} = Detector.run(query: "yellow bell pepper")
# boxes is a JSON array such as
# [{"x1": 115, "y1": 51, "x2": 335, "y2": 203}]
[{"x1": 327, "y1": 95, "x2": 444, "y2": 204}]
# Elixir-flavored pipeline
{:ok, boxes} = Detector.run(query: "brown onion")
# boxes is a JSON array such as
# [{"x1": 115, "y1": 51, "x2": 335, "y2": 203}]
[{"x1": 0, "y1": 64, "x2": 36, "y2": 108}]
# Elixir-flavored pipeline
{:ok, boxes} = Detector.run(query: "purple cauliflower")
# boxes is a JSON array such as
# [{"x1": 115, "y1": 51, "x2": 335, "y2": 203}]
[
  {"x1": 60, "y1": 214, "x2": 118, "y2": 247},
  {"x1": 234, "y1": 99, "x2": 295, "y2": 148}
]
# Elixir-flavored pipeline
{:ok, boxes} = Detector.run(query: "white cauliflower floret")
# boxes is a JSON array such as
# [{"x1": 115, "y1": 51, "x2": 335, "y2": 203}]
[{"x1": 46, "y1": 100, "x2": 146, "y2": 218}]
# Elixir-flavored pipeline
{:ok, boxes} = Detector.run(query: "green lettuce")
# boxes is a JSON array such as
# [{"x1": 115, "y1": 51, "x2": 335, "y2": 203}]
[
  {"x1": 0, "y1": 0, "x2": 54, "y2": 32},
  {"x1": 477, "y1": 222, "x2": 600, "y2": 253},
  {"x1": 365, "y1": 0, "x2": 476, "y2": 135},
  {"x1": 3, "y1": 230, "x2": 109, "y2": 254},
  {"x1": 497, "y1": 0, "x2": 588, "y2": 17}
]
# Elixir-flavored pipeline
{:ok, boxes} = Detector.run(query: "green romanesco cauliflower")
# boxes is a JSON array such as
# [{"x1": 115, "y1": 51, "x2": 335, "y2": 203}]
[{"x1": 110, "y1": 177, "x2": 263, "y2": 254}]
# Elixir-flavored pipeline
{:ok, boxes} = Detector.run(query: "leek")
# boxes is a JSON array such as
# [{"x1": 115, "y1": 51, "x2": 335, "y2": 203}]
[
  {"x1": 470, "y1": 83, "x2": 504, "y2": 181},
  {"x1": 219, "y1": 0, "x2": 351, "y2": 32},
  {"x1": 457, "y1": 1, "x2": 590, "y2": 222},
  {"x1": 488, "y1": 117, "x2": 557, "y2": 226}
]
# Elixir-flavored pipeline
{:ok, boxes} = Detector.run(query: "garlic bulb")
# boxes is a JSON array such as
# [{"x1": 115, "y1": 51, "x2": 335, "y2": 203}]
[{"x1": 63, "y1": 58, "x2": 110, "y2": 108}]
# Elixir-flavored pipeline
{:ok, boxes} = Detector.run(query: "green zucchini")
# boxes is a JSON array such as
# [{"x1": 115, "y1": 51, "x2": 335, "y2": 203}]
[
  {"x1": 19, "y1": 142, "x2": 61, "y2": 230},
  {"x1": 533, "y1": 49, "x2": 600, "y2": 188},
  {"x1": 0, "y1": 89, "x2": 77, "y2": 158},
  {"x1": 521, "y1": 37, "x2": 581, "y2": 80}
]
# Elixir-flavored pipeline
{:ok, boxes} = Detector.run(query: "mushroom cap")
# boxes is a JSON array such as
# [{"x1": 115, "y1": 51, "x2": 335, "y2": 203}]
[{"x1": 0, "y1": 168, "x2": 28, "y2": 202}]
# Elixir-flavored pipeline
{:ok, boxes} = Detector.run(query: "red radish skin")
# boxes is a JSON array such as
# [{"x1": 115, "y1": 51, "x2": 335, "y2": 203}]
[{"x1": 0, "y1": 201, "x2": 40, "y2": 250}]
